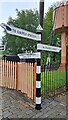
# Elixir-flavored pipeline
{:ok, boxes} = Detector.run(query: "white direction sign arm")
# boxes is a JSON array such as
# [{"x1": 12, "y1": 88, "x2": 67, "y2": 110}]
[
  {"x1": 37, "y1": 43, "x2": 61, "y2": 52},
  {"x1": 18, "y1": 52, "x2": 41, "y2": 59},
  {"x1": 0, "y1": 23, "x2": 41, "y2": 41}
]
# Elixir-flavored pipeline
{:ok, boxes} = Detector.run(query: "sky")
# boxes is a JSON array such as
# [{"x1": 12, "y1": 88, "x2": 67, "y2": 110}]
[{"x1": 0, "y1": 0, "x2": 61, "y2": 44}]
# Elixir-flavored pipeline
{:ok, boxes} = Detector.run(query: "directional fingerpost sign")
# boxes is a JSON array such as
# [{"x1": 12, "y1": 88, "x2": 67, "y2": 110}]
[
  {"x1": 0, "y1": 45, "x2": 5, "y2": 51},
  {"x1": 18, "y1": 52, "x2": 41, "y2": 59},
  {"x1": 37, "y1": 43, "x2": 61, "y2": 52},
  {"x1": 0, "y1": 23, "x2": 41, "y2": 41}
]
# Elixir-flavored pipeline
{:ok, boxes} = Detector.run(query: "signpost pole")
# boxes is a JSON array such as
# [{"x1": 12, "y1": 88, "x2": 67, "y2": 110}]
[
  {"x1": 35, "y1": 24, "x2": 43, "y2": 110},
  {"x1": 35, "y1": 0, "x2": 44, "y2": 110}
]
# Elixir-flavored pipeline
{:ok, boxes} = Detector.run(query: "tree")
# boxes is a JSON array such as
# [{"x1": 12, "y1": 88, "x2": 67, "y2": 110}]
[
  {"x1": 43, "y1": 7, "x2": 53, "y2": 44},
  {"x1": 2, "y1": 7, "x2": 61, "y2": 64},
  {"x1": 2, "y1": 9, "x2": 39, "y2": 55},
  {"x1": 41, "y1": 7, "x2": 61, "y2": 65},
  {"x1": 41, "y1": 7, "x2": 53, "y2": 65}
]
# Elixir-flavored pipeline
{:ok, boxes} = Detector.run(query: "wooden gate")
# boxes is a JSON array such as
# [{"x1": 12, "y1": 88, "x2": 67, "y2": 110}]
[
  {"x1": 17, "y1": 62, "x2": 34, "y2": 99},
  {"x1": 0, "y1": 60, "x2": 36, "y2": 101}
]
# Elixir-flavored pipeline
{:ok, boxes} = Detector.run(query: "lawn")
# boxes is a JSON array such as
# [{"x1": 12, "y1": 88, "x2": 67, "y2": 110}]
[{"x1": 41, "y1": 69, "x2": 66, "y2": 94}]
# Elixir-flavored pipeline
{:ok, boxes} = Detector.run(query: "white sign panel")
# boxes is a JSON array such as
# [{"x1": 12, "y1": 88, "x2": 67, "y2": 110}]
[
  {"x1": 0, "y1": 23, "x2": 41, "y2": 41},
  {"x1": 37, "y1": 44, "x2": 61, "y2": 52},
  {"x1": 18, "y1": 52, "x2": 41, "y2": 59},
  {"x1": 36, "y1": 24, "x2": 43, "y2": 32},
  {"x1": 0, "y1": 45, "x2": 5, "y2": 51}
]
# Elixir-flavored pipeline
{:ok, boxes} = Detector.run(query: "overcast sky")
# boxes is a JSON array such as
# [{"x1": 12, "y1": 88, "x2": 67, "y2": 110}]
[{"x1": 0, "y1": 0, "x2": 61, "y2": 44}]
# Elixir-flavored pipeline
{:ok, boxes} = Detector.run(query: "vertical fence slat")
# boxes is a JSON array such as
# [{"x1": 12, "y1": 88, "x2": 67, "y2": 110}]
[
  {"x1": 27, "y1": 63, "x2": 30, "y2": 98},
  {"x1": 12, "y1": 62, "x2": 14, "y2": 89},
  {"x1": 16, "y1": 62, "x2": 18, "y2": 90},
  {"x1": 23, "y1": 63, "x2": 26, "y2": 94},
  {"x1": 21, "y1": 63, "x2": 24, "y2": 93},
  {"x1": 17, "y1": 62, "x2": 21, "y2": 90},
  {"x1": 33, "y1": 63, "x2": 36, "y2": 102},
  {"x1": 14, "y1": 62, "x2": 16, "y2": 89},
  {"x1": 5, "y1": 60, "x2": 7, "y2": 87},
  {"x1": 8, "y1": 61, "x2": 10, "y2": 88},
  {"x1": 25, "y1": 63, "x2": 27, "y2": 94},
  {"x1": 31, "y1": 63, "x2": 33, "y2": 99},
  {"x1": 26, "y1": 63, "x2": 28, "y2": 94},
  {"x1": 10, "y1": 61, "x2": 12, "y2": 88},
  {"x1": 30, "y1": 63, "x2": 33, "y2": 99},
  {"x1": 6, "y1": 61, "x2": 8, "y2": 88},
  {"x1": 29, "y1": 63, "x2": 31, "y2": 98}
]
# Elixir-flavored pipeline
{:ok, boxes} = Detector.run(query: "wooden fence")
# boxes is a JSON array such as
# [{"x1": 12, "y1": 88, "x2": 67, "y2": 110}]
[{"x1": 0, "y1": 60, "x2": 36, "y2": 101}]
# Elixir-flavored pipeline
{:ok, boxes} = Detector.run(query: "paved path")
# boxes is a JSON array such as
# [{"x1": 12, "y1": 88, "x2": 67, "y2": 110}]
[{"x1": 0, "y1": 87, "x2": 67, "y2": 119}]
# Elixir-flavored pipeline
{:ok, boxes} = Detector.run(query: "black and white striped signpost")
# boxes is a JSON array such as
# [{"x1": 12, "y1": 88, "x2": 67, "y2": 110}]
[
  {"x1": 36, "y1": 43, "x2": 61, "y2": 110},
  {"x1": 0, "y1": 23, "x2": 43, "y2": 110},
  {"x1": 0, "y1": 23, "x2": 61, "y2": 110},
  {"x1": 35, "y1": 24, "x2": 43, "y2": 110}
]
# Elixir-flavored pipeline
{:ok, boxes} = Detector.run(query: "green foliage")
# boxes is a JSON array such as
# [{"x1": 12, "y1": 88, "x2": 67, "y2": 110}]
[
  {"x1": 42, "y1": 7, "x2": 61, "y2": 65},
  {"x1": 2, "y1": 9, "x2": 39, "y2": 55},
  {"x1": 43, "y1": 7, "x2": 53, "y2": 44},
  {"x1": 41, "y1": 7, "x2": 53, "y2": 65},
  {"x1": 2, "y1": 6, "x2": 61, "y2": 64}
]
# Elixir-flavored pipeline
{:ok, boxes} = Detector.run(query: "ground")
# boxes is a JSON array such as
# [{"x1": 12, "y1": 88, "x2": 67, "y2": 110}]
[{"x1": 0, "y1": 87, "x2": 68, "y2": 119}]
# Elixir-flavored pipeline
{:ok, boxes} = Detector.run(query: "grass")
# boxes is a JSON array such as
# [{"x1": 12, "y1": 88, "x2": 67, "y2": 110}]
[{"x1": 41, "y1": 70, "x2": 66, "y2": 94}]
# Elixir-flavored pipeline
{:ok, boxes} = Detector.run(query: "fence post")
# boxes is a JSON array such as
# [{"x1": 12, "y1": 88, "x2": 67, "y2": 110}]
[
  {"x1": 16, "y1": 62, "x2": 18, "y2": 90},
  {"x1": 33, "y1": 63, "x2": 36, "y2": 103},
  {"x1": 35, "y1": 24, "x2": 43, "y2": 110},
  {"x1": 66, "y1": 63, "x2": 68, "y2": 91}
]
